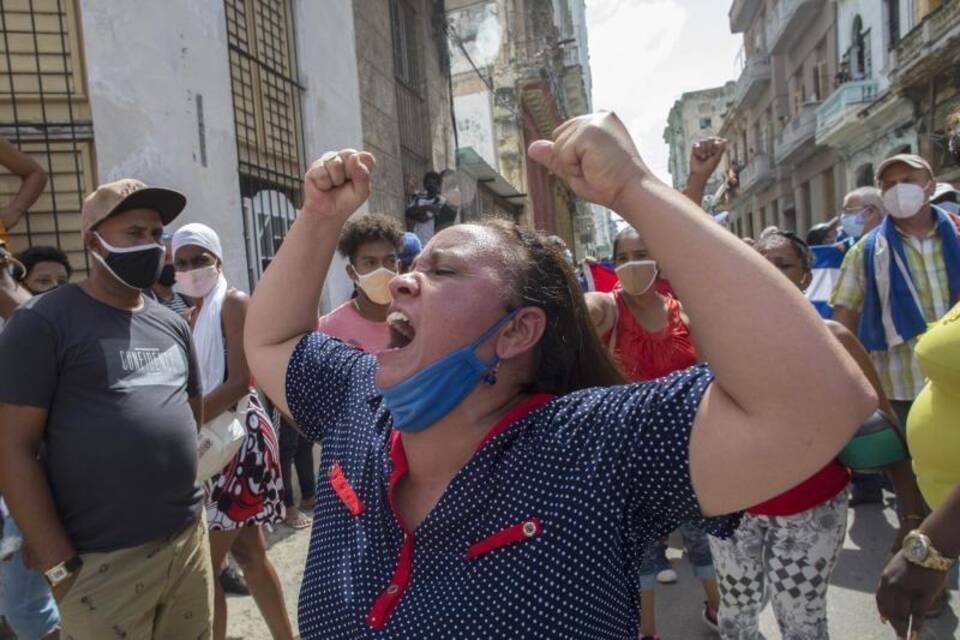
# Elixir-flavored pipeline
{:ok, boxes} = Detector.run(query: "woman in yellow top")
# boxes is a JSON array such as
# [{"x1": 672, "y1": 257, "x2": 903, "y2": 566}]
[
  {"x1": 876, "y1": 301, "x2": 960, "y2": 638},
  {"x1": 907, "y1": 302, "x2": 960, "y2": 509}
]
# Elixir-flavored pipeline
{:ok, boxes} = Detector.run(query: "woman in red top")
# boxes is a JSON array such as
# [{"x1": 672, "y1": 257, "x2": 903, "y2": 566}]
[{"x1": 587, "y1": 226, "x2": 721, "y2": 640}]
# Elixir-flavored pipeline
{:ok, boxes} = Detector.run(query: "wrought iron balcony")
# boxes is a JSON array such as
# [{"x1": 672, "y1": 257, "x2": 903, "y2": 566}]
[
  {"x1": 729, "y1": 0, "x2": 763, "y2": 33},
  {"x1": 765, "y1": 0, "x2": 824, "y2": 54},
  {"x1": 815, "y1": 79, "x2": 879, "y2": 146},
  {"x1": 734, "y1": 54, "x2": 772, "y2": 109},
  {"x1": 739, "y1": 153, "x2": 774, "y2": 193},
  {"x1": 889, "y1": 0, "x2": 960, "y2": 85},
  {"x1": 775, "y1": 101, "x2": 820, "y2": 165}
]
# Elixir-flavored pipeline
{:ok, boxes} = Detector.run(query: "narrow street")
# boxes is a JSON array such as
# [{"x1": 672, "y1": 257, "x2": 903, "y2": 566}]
[{"x1": 228, "y1": 488, "x2": 959, "y2": 639}]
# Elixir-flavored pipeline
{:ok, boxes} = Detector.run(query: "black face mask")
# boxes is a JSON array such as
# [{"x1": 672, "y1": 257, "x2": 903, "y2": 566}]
[
  {"x1": 91, "y1": 233, "x2": 165, "y2": 290},
  {"x1": 157, "y1": 264, "x2": 177, "y2": 287},
  {"x1": 26, "y1": 285, "x2": 58, "y2": 296}
]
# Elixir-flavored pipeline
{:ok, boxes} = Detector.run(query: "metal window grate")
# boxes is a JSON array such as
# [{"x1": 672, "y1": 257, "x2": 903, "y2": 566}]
[
  {"x1": 224, "y1": 0, "x2": 305, "y2": 289},
  {"x1": 0, "y1": 0, "x2": 94, "y2": 273}
]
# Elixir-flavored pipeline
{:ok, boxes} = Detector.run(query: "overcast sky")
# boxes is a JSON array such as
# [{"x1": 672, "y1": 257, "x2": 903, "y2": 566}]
[{"x1": 585, "y1": 0, "x2": 741, "y2": 185}]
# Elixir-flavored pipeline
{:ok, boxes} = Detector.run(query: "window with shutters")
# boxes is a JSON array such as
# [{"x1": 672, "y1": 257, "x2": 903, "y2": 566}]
[{"x1": 224, "y1": 0, "x2": 306, "y2": 286}]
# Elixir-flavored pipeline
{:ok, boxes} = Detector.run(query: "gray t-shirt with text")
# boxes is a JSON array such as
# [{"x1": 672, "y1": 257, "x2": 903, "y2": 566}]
[{"x1": 0, "y1": 284, "x2": 203, "y2": 553}]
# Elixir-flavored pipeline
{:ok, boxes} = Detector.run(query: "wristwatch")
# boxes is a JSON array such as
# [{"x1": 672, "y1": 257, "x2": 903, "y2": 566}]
[
  {"x1": 44, "y1": 555, "x2": 83, "y2": 587},
  {"x1": 902, "y1": 530, "x2": 957, "y2": 571}
]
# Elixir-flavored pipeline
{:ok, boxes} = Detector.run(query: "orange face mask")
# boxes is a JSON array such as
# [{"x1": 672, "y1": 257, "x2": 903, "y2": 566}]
[{"x1": 615, "y1": 260, "x2": 658, "y2": 296}]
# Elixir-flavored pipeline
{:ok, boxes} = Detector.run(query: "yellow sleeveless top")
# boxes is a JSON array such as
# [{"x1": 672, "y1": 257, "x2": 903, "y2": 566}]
[{"x1": 907, "y1": 301, "x2": 960, "y2": 510}]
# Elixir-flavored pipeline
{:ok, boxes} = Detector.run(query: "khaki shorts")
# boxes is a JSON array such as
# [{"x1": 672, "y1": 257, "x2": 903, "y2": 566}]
[{"x1": 59, "y1": 517, "x2": 213, "y2": 640}]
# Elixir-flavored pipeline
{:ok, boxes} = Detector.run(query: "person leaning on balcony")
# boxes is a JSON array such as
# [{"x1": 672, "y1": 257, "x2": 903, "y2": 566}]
[
  {"x1": 833, "y1": 61, "x2": 851, "y2": 89},
  {"x1": 831, "y1": 154, "x2": 960, "y2": 487},
  {"x1": 0, "y1": 138, "x2": 48, "y2": 249}
]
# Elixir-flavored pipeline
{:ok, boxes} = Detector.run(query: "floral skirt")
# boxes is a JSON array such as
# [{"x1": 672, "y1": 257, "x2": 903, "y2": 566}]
[{"x1": 205, "y1": 392, "x2": 286, "y2": 530}]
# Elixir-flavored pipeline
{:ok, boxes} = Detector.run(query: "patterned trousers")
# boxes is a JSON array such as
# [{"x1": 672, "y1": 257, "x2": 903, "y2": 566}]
[{"x1": 708, "y1": 492, "x2": 848, "y2": 640}]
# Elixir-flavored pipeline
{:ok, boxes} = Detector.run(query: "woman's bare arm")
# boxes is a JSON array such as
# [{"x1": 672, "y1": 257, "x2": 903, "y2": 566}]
[
  {"x1": 0, "y1": 138, "x2": 47, "y2": 230},
  {"x1": 244, "y1": 151, "x2": 375, "y2": 416},
  {"x1": 584, "y1": 291, "x2": 616, "y2": 336},
  {"x1": 529, "y1": 113, "x2": 876, "y2": 516}
]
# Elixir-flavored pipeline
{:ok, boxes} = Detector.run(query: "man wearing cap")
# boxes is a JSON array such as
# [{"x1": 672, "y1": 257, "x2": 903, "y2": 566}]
[
  {"x1": 0, "y1": 179, "x2": 213, "y2": 638},
  {"x1": 932, "y1": 182, "x2": 960, "y2": 215},
  {"x1": 832, "y1": 154, "x2": 960, "y2": 476}
]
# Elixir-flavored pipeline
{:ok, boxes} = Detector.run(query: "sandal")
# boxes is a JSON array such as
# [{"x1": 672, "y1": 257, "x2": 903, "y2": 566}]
[{"x1": 284, "y1": 507, "x2": 312, "y2": 530}]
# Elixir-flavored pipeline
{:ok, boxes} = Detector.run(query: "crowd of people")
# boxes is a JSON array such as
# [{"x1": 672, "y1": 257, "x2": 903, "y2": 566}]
[{"x1": 0, "y1": 110, "x2": 955, "y2": 640}]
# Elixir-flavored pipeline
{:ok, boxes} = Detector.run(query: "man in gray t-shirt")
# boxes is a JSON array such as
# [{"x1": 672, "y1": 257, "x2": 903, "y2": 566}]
[{"x1": 0, "y1": 179, "x2": 214, "y2": 638}]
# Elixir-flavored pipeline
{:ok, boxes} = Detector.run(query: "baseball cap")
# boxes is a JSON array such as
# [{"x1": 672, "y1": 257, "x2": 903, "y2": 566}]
[
  {"x1": 875, "y1": 154, "x2": 934, "y2": 185},
  {"x1": 81, "y1": 179, "x2": 186, "y2": 235},
  {"x1": 933, "y1": 182, "x2": 960, "y2": 202}
]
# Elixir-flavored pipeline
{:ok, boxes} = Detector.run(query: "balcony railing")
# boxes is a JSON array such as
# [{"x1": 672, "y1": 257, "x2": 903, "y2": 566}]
[
  {"x1": 775, "y1": 101, "x2": 820, "y2": 164},
  {"x1": 740, "y1": 153, "x2": 773, "y2": 193},
  {"x1": 890, "y1": 0, "x2": 960, "y2": 83},
  {"x1": 734, "y1": 54, "x2": 772, "y2": 108},
  {"x1": 765, "y1": 0, "x2": 823, "y2": 54},
  {"x1": 729, "y1": 0, "x2": 762, "y2": 33},
  {"x1": 815, "y1": 79, "x2": 878, "y2": 141}
]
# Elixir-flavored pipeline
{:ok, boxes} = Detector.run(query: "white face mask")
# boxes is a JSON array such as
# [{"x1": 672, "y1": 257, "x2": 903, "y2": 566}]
[
  {"x1": 840, "y1": 211, "x2": 866, "y2": 238},
  {"x1": 615, "y1": 259, "x2": 658, "y2": 296},
  {"x1": 883, "y1": 182, "x2": 930, "y2": 219},
  {"x1": 176, "y1": 265, "x2": 220, "y2": 299},
  {"x1": 356, "y1": 267, "x2": 395, "y2": 305}
]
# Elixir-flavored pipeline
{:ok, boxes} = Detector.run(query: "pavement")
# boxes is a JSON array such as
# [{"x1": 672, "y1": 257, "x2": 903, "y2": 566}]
[{"x1": 227, "y1": 489, "x2": 959, "y2": 639}]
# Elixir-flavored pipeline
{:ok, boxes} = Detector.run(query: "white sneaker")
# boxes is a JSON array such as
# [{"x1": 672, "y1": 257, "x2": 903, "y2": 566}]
[{"x1": 656, "y1": 568, "x2": 678, "y2": 584}]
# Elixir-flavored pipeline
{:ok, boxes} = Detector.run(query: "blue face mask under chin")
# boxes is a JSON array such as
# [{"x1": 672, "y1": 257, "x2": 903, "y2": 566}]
[{"x1": 376, "y1": 309, "x2": 520, "y2": 433}]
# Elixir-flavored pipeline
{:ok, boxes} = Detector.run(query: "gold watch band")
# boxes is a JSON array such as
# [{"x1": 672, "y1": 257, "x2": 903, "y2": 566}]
[
  {"x1": 918, "y1": 550, "x2": 956, "y2": 572},
  {"x1": 904, "y1": 531, "x2": 957, "y2": 571}
]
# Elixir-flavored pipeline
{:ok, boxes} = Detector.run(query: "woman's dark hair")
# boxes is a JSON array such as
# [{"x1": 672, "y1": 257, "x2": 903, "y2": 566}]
[
  {"x1": 611, "y1": 226, "x2": 640, "y2": 259},
  {"x1": 482, "y1": 220, "x2": 625, "y2": 394},
  {"x1": 804, "y1": 219, "x2": 837, "y2": 246},
  {"x1": 755, "y1": 229, "x2": 812, "y2": 274},
  {"x1": 16, "y1": 245, "x2": 72, "y2": 278},
  {"x1": 336, "y1": 213, "x2": 404, "y2": 264}
]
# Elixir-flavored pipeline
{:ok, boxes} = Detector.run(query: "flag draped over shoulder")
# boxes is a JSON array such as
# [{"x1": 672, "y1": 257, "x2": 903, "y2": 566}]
[
  {"x1": 582, "y1": 260, "x2": 619, "y2": 293},
  {"x1": 806, "y1": 244, "x2": 845, "y2": 319}
]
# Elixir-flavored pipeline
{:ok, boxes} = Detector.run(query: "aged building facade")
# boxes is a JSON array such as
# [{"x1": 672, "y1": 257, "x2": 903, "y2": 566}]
[
  {"x1": 446, "y1": 0, "x2": 600, "y2": 256},
  {"x1": 0, "y1": 0, "x2": 462, "y2": 310},
  {"x1": 721, "y1": 0, "x2": 843, "y2": 238},
  {"x1": 664, "y1": 82, "x2": 736, "y2": 209},
  {"x1": 719, "y1": 0, "x2": 957, "y2": 239},
  {"x1": 352, "y1": 0, "x2": 456, "y2": 217}
]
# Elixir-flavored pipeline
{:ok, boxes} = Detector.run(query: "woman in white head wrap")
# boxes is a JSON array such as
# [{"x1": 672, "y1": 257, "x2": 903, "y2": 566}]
[{"x1": 172, "y1": 223, "x2": 294, "y2": 640}]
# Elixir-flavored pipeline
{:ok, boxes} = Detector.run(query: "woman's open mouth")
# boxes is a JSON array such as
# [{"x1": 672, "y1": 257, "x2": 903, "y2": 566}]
[{"x1": 386, "y1": 311, "x2": 415, "y2": 350}]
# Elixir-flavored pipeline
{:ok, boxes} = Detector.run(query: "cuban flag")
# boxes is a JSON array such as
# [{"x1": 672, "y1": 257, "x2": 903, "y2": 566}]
[
  {"x1": 806, "y1": 244, "x2": 845, "y2": 319},
  {"x1": 581, "y1": 260, "x2": 619, "y2": 293}
]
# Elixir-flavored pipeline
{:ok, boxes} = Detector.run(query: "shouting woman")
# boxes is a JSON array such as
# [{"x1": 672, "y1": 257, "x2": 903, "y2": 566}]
[{"x1": 244, "y1": 113, "x2": 876, "y2": 638}]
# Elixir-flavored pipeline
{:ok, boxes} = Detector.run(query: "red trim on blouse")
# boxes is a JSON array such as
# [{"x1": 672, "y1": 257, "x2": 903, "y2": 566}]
[
  {"x1": 466, "y1": 517, "x2": 542, "y2": 560},
  {"x1": 329, "y1": 463, "x2": 364, "y2": 516},
  {"x1": 366, "y1": 394, "x2": 555, "y2": 629},
  {"x1": 476, "y1": 393, "x2": 555, "y2": 450}
]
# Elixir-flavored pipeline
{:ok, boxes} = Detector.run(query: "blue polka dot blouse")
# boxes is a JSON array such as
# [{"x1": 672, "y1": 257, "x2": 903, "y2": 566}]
[{"x1": 285, "y1": 333, "x2": 740, "y2": 638}]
